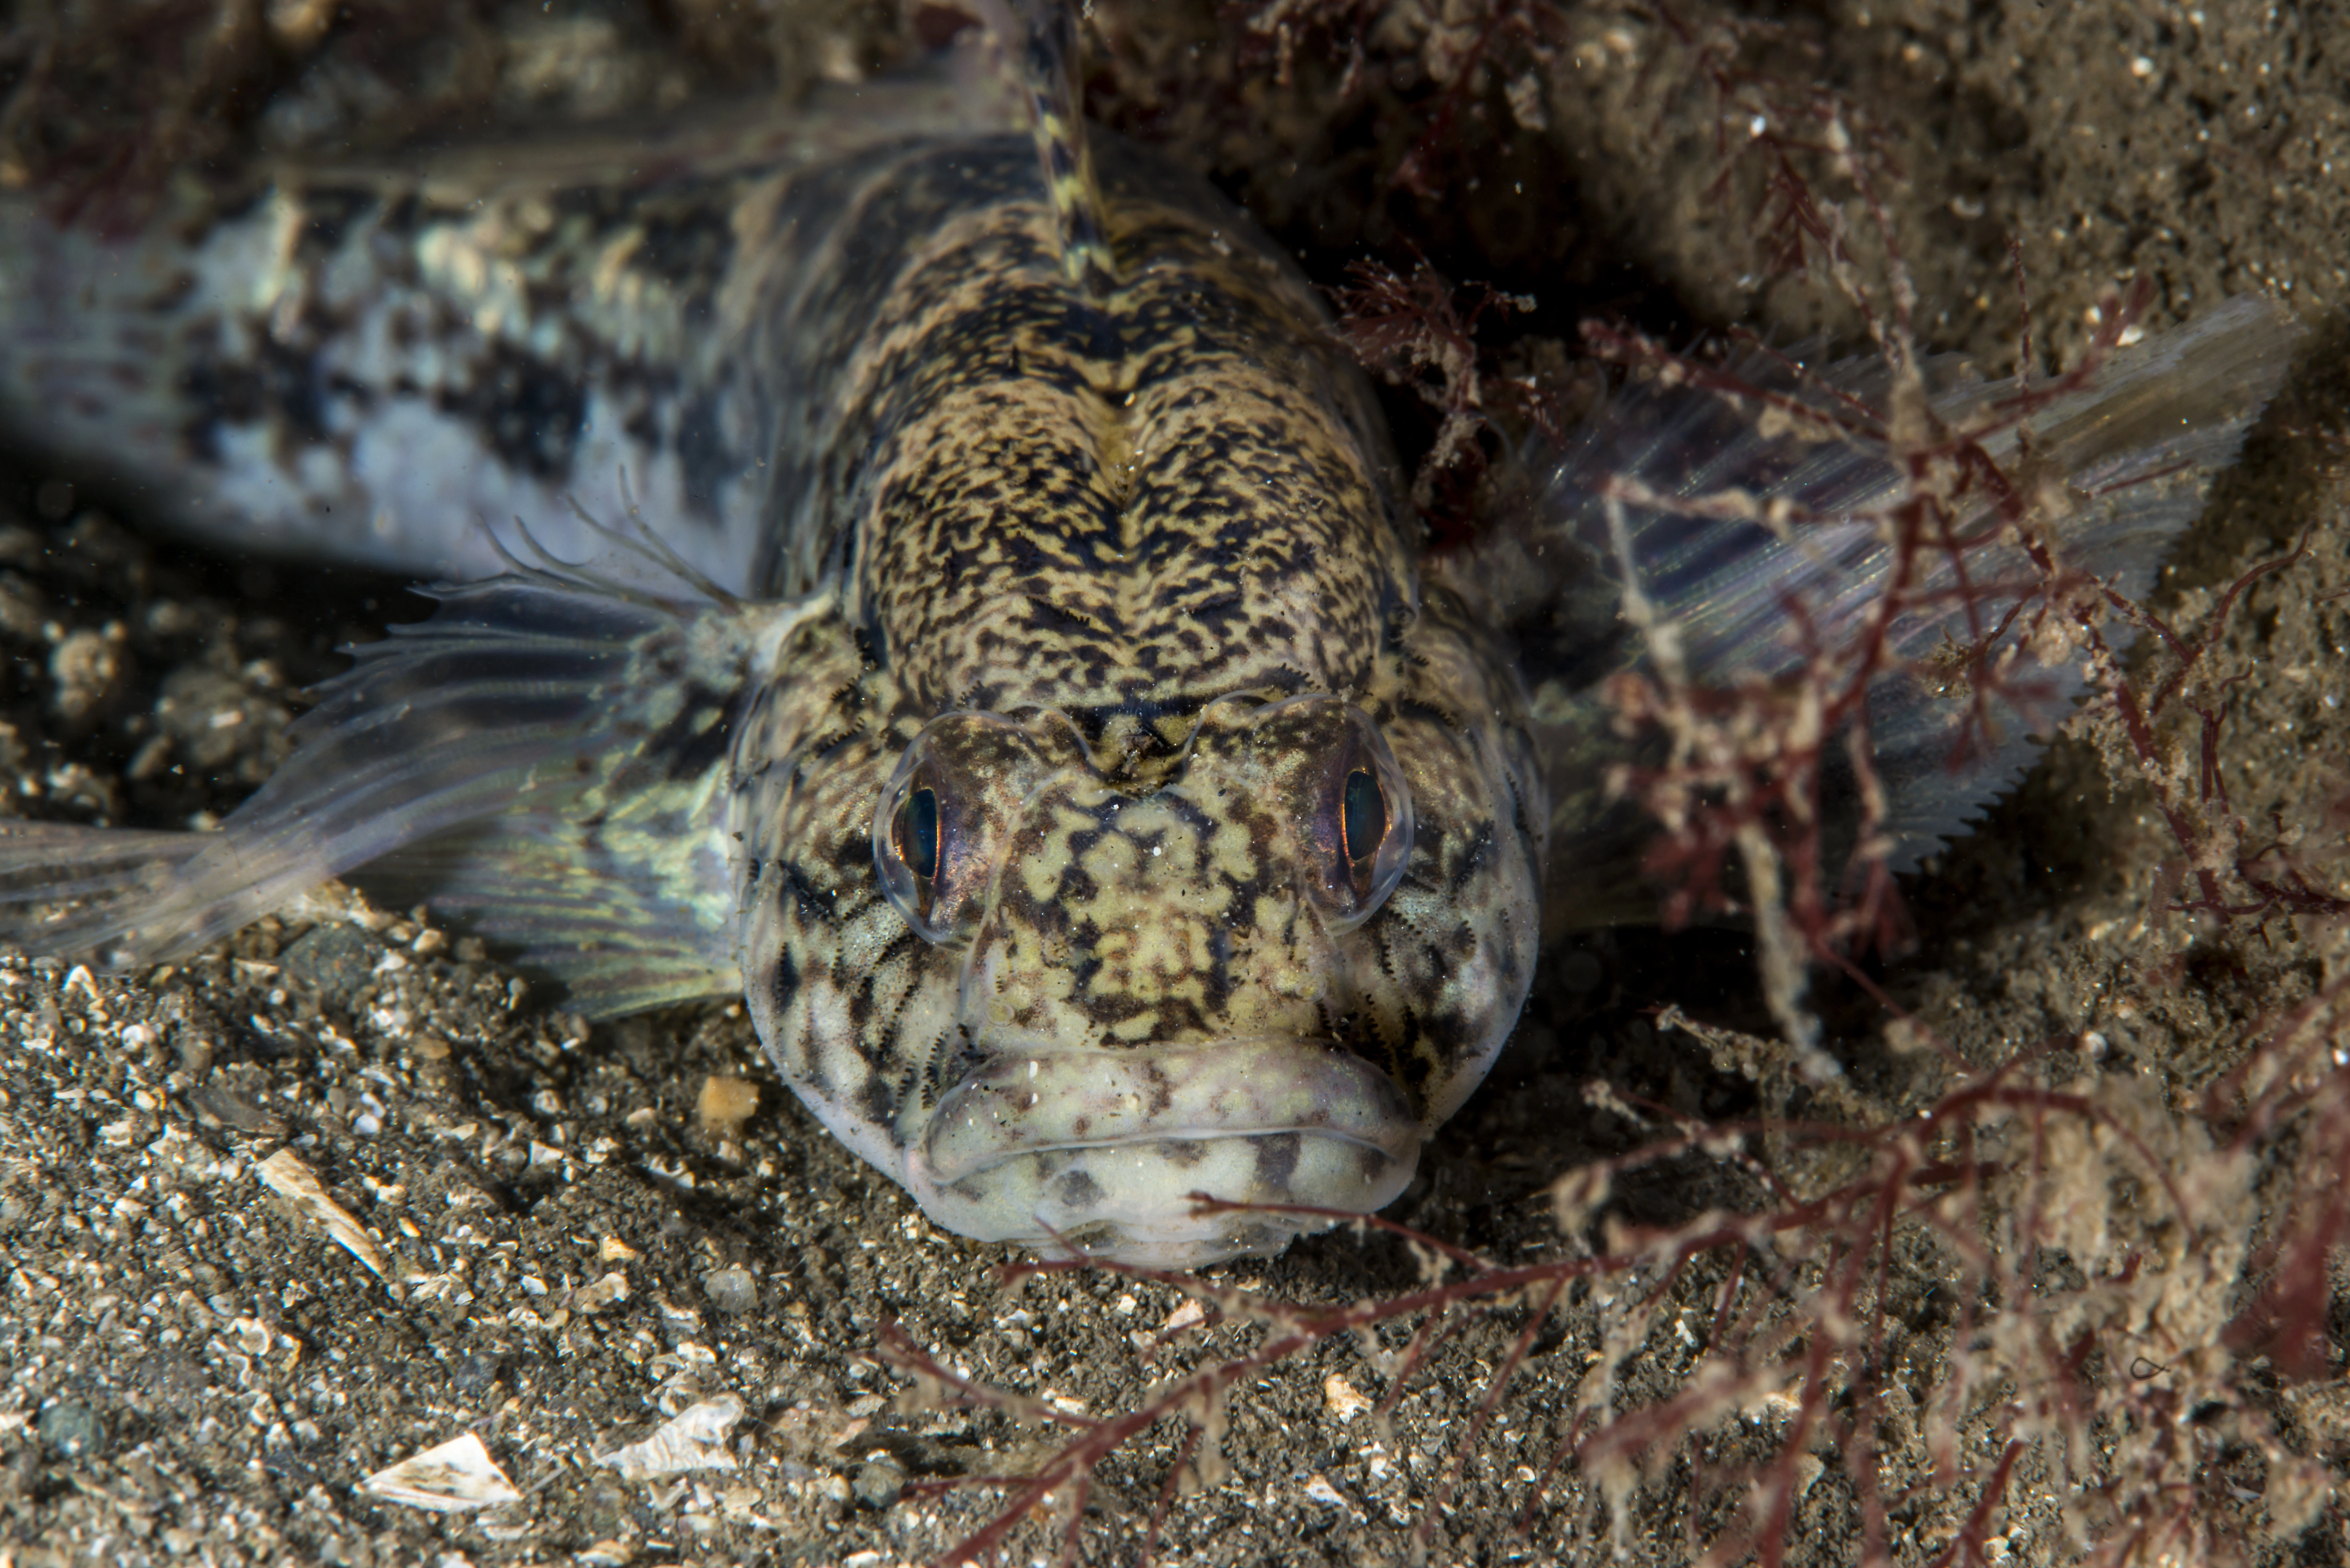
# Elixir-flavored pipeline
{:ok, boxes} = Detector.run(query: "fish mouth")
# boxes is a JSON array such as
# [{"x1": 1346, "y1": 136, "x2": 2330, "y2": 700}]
[{"x1": 902, "y1": 1039, "x2": 1423, "y2": 1268}]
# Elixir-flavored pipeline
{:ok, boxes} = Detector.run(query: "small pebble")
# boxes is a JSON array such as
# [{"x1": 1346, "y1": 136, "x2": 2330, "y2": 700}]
[
  {"x1": 48, "y1": 628, "x2": 122, "y2": 722},
  {"x1": 853, "y1": 1457, "x2": 906, "y2": 1510},
  {"x1": 696, "y1": 1075, "x2": 760, "y2": 1138},
  {"x1": 279, "y1": 923, "x2": 383, "y2": 1009},
  {"x1": 37, "y1": 1401, "x2": 102, "y2": 1460},
  {"x1": 703, "y1": 1263, "x2": 758, "y2": 1315},
  {"x1": 448, "y1": 1352, "x2": 506, "y2": 1397}
]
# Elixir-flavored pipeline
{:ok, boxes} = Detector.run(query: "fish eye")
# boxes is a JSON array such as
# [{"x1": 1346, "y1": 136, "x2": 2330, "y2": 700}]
[
  {"x1": 1341, "y1": 767, "x2": 1386, "y2": 892},
  {"x1": 1244, "y1": 696, "x2": 1415, "y2": 935},
  {"x1": 876, "y1": 767, "x2": 954, "y2": 939},
  {"x1": 897, "y1": 786, "x2": 940, "y2": 882},
  {"x1": 1315, "y1": 738, "x2": 1410, "y2": 931},
  {"x1": 872, "y1": 710, "x2": 1068, "y2": 945}
]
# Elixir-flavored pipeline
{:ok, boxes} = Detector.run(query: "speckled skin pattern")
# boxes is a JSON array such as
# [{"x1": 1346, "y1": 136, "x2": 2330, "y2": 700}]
[
  {"x1": 725, "y1": 134, "x2": 1545, "y2": 1263},
  {"x1": 0, "y1": 86, "x2": 1009, "y2": 589},
  {"x1": 0, "y1": 93, "x2": 1545, "y2": 1266}
]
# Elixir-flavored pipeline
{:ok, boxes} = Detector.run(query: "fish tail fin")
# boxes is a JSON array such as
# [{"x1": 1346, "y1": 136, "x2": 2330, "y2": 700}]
[
  {"x1": 0, "y1": 524, "x2": 812, "y2": 1015},
  {"x1": 1504, "y1": 294, "x2": 2302, "y2": 911},
  {"x1": 975, "y1": 0, "x2": 1115, "y2": 293},
  {"x1": 0, "y1": 825, "x2": 210, "y2": 954}
]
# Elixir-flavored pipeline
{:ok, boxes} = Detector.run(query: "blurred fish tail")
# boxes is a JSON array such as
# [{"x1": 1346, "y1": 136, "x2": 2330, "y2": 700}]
[{"x1": 0, "y1": 530, "x2": 814, "y2": 1014}]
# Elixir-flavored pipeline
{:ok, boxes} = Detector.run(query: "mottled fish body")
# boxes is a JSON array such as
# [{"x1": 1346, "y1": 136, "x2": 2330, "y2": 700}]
[
  {"x1": 0, "y1": 56, "x2": 1021, "y2": 589},
  {"x1": 1, "y1": 10, "x2": 1545, "y2": 1265},
  {"x1": 0, "y1": 6, "x2": 2304, "y2": 1265}
]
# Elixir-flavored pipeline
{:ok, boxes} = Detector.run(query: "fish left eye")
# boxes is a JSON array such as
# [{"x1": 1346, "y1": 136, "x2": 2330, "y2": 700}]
[
  {"x1": 877, "y1": 766, "x2": 961, "y2": 941},
  {"x1": 1314, "y1": 735, "x2": 1411, "y2": 931},
  {"x1": 1243, "y1": 695, "x2": 1414, "y2": 934},
  {"x1": 1341, "y1": 767, "x2": 1386, "y2": 890},
  {"x1": 897, "y1": 786, "x2": 940, "y2": 882}
]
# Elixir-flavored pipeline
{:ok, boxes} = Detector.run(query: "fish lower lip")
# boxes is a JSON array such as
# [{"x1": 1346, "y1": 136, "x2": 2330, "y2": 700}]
[
  {"x1": 901, "y1": 1040, "x2": 1423, "y2": 1263},
  {"x1": 916, "y1": 1039, "x2": 1419, "y2": 1184}
]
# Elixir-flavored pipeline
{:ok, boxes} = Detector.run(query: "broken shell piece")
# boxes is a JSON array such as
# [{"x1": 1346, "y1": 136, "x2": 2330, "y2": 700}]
[
  {"x1": 1323, "y1": 1373, "x2": 1373, "y2": 1425},
  {"x1": 571, "y1": 1271, "x2": 630, "y2": 1314},
  {"x1": 256, "y1": 1148, "x2": 393, "y2": 1289},
  {"x1": 593, "y1": 1397, "x2": 744, "y2": 1481},
  {"x1": 361, "y1": 1432, "x2": 522, "y2": 1513}
]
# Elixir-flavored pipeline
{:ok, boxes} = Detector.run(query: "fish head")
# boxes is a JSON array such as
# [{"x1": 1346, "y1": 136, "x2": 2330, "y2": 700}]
[{"x1": 741, "y1": 601, "x2": 1543, "y2": 1267}]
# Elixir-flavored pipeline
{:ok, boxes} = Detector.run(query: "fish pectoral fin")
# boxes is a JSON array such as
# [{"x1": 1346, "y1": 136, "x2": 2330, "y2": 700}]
[
  {"x1": 0, "y1": 821, "x2": 433, "y2": 961},
  {"x1": 361, "y1": 820, "x2": 741, "y2": 1019},
  {"x1": 0, "y1": 548, "x2": 822, "y2": 1009},
  {"x1": 1503, "y1": 294, "x2": 2302, "y2": 883},
  {"x1": 979, "y1": 0, "x2": 1116, "y2": 294}
]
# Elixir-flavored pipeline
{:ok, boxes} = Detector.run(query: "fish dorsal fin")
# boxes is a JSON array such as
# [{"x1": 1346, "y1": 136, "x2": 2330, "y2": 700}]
[{"x1": 976, "y1": 0, "x2": 1115, "y2": 294}]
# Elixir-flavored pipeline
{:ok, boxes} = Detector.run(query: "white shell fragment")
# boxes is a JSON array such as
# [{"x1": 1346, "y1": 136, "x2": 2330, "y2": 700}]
[
  {"x1": 361, "y1": 1432, "x2": 523, "y2": 1513},
  {"x1": 256, "y1": 1148, "x2": 394, "y2": 1287},
  {"x1": 572, "y1": 1270, "x2": 631, "y2": 1313},
  {"x1": 592, "y1": 1397, "x2": 744, "y2": 1481}
]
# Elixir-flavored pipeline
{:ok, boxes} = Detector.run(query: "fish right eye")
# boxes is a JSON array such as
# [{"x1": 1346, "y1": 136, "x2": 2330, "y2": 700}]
[
  {"x1": 877, "y1": 770, "x2": 952, "y2": 938},
  {"x1": 871, "y1": 710, "x2": 1067, "y2": 946},
  {"x1": 897, "y1": 786, "x2": 940, "y2": 883}
]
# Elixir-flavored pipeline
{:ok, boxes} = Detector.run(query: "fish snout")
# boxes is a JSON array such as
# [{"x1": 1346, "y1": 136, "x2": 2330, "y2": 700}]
[{"x1": 967, "y1": 785, "x2": 1332, "y2": 1048}]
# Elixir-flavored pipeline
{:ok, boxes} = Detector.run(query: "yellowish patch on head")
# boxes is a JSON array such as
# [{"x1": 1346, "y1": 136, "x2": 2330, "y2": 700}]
[
  {"x1": 1080, "y1": 830, "x2": 1139, "y2": 890},
  {"x1": 1019, "y1": 852, "x2": 1065, "y2": 904},
  {"x1": 1211, "y1": 818, "x2": 1257, "y2": 881}
]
